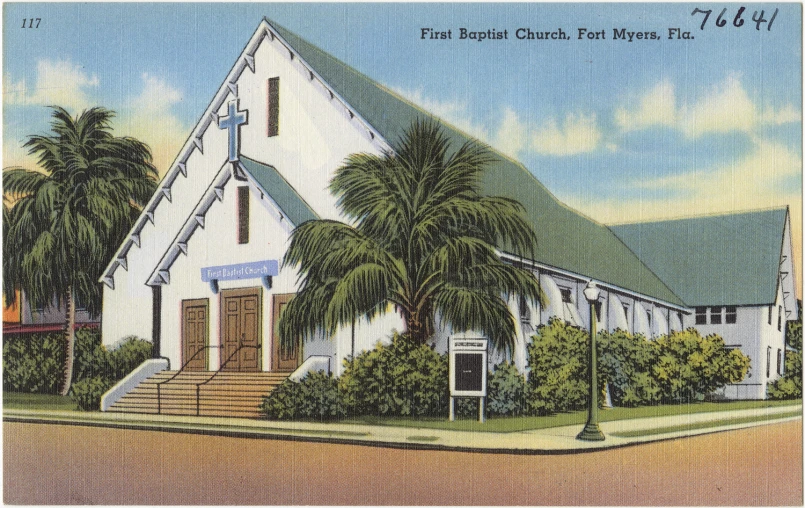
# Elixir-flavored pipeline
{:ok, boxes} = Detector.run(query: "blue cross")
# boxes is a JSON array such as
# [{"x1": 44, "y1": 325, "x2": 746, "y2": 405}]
[{"x1": 218, "y1": 99, "x2": 248, "y2": 162}]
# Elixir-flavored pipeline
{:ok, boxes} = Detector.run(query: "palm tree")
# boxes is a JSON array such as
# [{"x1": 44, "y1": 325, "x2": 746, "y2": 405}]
[
  {"x1": 3, "y1": 106, "x2": 158, "y2": 395},
  {"x1": 279, "y1": 120, "x2": 545, "y2": 355}
]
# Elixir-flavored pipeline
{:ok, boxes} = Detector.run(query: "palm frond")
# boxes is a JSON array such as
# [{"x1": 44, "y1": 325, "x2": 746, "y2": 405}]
[{"x1": 433, "y1": 286, "x2": 517, "y2": 355}]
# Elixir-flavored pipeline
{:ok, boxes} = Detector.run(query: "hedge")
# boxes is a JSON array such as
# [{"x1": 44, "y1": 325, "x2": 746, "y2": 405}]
[
  {"x1": 768, "y1": 320, "x2": 802, "y2": 400},
  {"x1": 3, "y1": 329, "x2": 152, "y2": 410},
  {"x1": 264, "y1": 320, "x2": 751, "y2": 420}
]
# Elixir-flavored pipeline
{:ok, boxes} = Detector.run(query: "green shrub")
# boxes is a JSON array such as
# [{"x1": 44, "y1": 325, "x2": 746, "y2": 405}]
[
  {"x1": 526, "y1": 318, "x2": 589, "y2": 415},
  {"x1": 3, "y1": 332, "x2": 64, "y2": 393},
  {"x1": 108, "y1": 336, "x2": 153, "y2": 380},
  {"x1": 598, "y1": 329, "x2": 660, "y2": 407},
  {"x1": 73, "y1": 328, "x2": 112, "y2": 381},
  {"x1": 768, "y1": 320, "x2": 802, "y2": 400},
  {"x1": 651, "y1": 328, "x2": 750, "y2": 403},
  {"x1": 339, "y1": 333, "x2": 449, "y2": 417},
  {"x1": 70, "y1": 376, "x2": 113, "y2": 411},
  {"x1": 262, "y1": 370, "x2": 345, "y2": 420},
  {"x1": 486, "y1": 361, "x2": 529, "y2": 416},
  {"x1": 4, "y1": 328, "x2": 153, "y2": 411}
]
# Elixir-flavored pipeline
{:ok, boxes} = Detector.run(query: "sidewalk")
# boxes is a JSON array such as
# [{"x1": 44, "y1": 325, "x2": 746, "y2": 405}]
[{"x1": 4, "y1": 404, "x2": 800, "y2": 454}]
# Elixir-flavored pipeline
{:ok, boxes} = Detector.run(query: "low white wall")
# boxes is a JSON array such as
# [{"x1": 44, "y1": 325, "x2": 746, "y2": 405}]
[
  {"x1": 100, "y1": 358, "x2": 169, "y2": 411},
  {"x1": 289, "y1": 355, "x2": 331, "y2": 381}
]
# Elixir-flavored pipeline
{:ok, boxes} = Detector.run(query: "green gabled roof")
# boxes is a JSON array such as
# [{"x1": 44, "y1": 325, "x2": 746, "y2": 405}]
[
  {"x1": 240, "y1": 155, "x2": 319, "y2": 226},
  {"x1": 269, "y1": 19, "x2": 684, "y2": 307},
  {"x1": 610, "y1": 208, "x2": 787, "y2": 307}
]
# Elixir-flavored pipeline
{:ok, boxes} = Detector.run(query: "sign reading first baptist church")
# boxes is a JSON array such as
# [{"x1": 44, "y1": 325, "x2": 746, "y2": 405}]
[{"x1": 201, "y1": 260, "x2": 279, "y2": 282}]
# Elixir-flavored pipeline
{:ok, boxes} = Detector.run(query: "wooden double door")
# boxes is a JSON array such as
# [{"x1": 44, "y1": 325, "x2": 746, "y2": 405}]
[
  {"x1": 220, "y1": 287, "x2": 262, "y2": 372},
  {"x1": 181, "y1": 289, "x2": 300, "y2": 373}
]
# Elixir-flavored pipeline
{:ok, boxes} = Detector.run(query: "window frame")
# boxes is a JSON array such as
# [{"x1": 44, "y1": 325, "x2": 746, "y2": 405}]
[
  {"x1": 267, "y1": 77, "x2": 280, "y2": 137},
  {"x1": 778, "y1": 305, "x2": 783, "y2": 331},
  {"x1": 518, "y1": 294, "x2": 531, "y2": 327},
  {"x1": 695, "y1": 306, "x2": 707, "y2": 325},
  {"x1": 709, "y1": 306, "x2": 722, "y2": 325},
  {"x1": 725, "y1": 306, "x2": 737, "y2": 324},
  {"x1": 777, "y1": 348, "x2": 783, "y2": 376},
  {"x1": 237, "y1": 186, "x2": 250, "y2": 244}
]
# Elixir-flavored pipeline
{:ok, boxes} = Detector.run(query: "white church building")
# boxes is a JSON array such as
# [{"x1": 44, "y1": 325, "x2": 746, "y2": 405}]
[{"x1": 99, "y1": 18, "x2": 798, "y2": 414}]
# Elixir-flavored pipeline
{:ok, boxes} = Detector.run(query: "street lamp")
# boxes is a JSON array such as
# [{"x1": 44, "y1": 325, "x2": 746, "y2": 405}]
[{"x1": 577, "y1": 280, "x2": 605, "y2": 441}]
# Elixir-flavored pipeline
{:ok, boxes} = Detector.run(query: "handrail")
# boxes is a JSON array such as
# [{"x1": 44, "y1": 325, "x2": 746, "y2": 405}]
[
  {"x1": 194, "y1": 343, "x2": 262, "y2": 416},
  {"x1": 156, "y1": 345, "x2": 221, "y2": 414}
]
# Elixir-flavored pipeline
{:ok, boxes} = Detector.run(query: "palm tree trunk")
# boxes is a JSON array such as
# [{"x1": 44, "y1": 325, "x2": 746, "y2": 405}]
[{"x1": 59, "y1": 288, "x2": 76, "y2": 396}]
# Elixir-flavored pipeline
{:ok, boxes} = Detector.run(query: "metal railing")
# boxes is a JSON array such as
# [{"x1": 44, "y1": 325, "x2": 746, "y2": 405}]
[
  {"x1": 194, "y1": 343, "x2": 262, "y2": 416},
  {"x1": 156, "y1": 345, "x2": 220, "y2": 414}
]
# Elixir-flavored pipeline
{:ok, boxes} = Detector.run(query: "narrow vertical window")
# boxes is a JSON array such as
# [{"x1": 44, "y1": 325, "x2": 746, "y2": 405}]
[
  {"x1": 677, "y1": 312, "x2": 684, "y2": 328},
  {"x1": 767, "y1": 346, "x2": 772, "y2": 378},
  {"x1": 646, "y1": 310, "x2": 652, "y2": 330},
  {"x1": 778, "y1": 305, "x2": 782, "y2": 331},
  {"x1": 519, "y1": 295, "x2": 530, "y2": 327},
  {"x1": 695, "y1": 306, "x2": 707, "y2": 325},
  {"x1": 725, "y1": 306, "x2": 737, "y2": 324},
  {"x1": 710, "y1": 306, "x2": 722, "y2": 325},
  {"x1": 622, "y1": 304, "x2": 629, "y2": 323},
  {"x1": 267, "y1": 77, "x2": 280, "y2": 137},
  {"x1": 768, "y1": 305, "x2": 773, "y2": 325},
  {"x1": 238, "y1": 186, "x2": 249, "y2": 244},
  {"x1": 777, "y1": 349, "x2": 783, "y2": 375}
]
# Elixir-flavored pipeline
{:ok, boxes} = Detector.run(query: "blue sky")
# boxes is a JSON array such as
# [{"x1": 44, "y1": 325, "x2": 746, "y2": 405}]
[{"x1": 3, "y1": 3, "x2": 802, "y2": 287}]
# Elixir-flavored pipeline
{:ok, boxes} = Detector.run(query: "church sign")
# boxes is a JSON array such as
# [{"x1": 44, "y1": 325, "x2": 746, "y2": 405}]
[
  {"x1": 201, "y1": 260, "x2": 279, "y2": 282},
  {"x1": 449, "y1": 337, "x2": 488, "y2": 422}
]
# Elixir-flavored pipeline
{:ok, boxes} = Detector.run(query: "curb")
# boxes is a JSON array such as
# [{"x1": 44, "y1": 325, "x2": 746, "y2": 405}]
[{"x1": 4, "y1": 408, "x2": 801, "y2": 455}]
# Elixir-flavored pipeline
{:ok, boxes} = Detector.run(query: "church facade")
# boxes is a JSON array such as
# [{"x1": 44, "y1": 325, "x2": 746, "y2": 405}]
[{"x1": 100, "y1": 18, "x2": 797, "y2": 401}]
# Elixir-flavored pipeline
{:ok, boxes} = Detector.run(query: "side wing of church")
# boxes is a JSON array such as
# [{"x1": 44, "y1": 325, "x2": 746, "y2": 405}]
[{"x1": 99, "y1": 19, "x2": 798, "y2": 414}]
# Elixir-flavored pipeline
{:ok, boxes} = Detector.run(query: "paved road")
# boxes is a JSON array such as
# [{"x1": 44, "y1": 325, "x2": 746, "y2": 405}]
[{"x1": 4, "y1": 420, "x2": 801, "y2": 505}]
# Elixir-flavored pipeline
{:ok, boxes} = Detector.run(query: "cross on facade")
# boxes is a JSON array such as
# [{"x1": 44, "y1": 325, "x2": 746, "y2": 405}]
[{"x1": 218, "y1": 99, "x2": 248, "y2": 162}]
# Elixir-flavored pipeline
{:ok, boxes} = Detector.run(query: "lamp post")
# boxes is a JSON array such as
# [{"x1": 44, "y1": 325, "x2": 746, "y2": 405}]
[{"x1": 577, "y1": 280, "x2": 605, "y2": 441}]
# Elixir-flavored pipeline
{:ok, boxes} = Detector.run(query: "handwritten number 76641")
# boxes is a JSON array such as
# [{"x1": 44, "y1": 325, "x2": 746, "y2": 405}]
[
  {"x1": 691, "y1": 7, "x2": 778, "y2": 31},
  {"x1": 22, "y1": 18, "x2": 41, "y2": 28}
]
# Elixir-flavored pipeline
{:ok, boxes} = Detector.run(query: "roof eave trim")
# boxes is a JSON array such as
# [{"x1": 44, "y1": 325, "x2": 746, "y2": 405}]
[
  {"x1": 101, "y1": 19, "x2": 275, "y2": 285},
  {"x1": 238, "y1": 158, "x2": 318, "y2": 228},
  {"x1": 146, "y1": 162, "x2": 232, "y2": 287},
  {"x1": 262, "y1": 19, "x2": 391, "y2": 153},
  {"x1": 498, "y1": 252, "x2": 691, "y2": 312}
]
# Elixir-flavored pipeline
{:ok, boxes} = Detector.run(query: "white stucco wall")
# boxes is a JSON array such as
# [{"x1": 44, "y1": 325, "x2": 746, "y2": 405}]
[{"x1": 682, "y1": 291, "x2": 787, "y2": 399}]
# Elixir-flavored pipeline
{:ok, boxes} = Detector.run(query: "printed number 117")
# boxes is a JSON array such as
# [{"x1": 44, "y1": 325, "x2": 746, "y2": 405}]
[{"x1": 22, "y1": 18, "x2": 41, "y2": 28}]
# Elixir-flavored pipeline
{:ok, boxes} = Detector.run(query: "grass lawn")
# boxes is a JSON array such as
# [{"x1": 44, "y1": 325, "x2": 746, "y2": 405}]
[
  {"x1": 342, "y1": 399, "x2": 802, "y2": 433},
  {"x1": 3, "y1": 392, "x2": 78, "y2": 411}
]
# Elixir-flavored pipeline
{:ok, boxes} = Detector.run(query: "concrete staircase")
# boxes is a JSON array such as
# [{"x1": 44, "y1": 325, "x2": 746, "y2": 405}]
[{"x1": 106, "y1": 371, "x2": 291, "y2": 418}]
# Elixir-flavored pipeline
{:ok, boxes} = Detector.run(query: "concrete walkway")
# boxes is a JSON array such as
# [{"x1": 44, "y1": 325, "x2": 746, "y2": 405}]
[{"x1": 4, "y1": 404, "x2": 800, "y2": 454}]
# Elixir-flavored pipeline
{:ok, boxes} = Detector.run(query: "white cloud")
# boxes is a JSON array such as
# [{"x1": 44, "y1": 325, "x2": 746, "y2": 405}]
[
  {"x1": 615, "y1": 80, "x2": 677, "y2": 132},
  {"x1": 3, "y1": 59, "x2": 99, "y2": 111},
  {"x1": 3, "y1": 67, "x2": 187, "y2": 177},
  {"x1": 391, "y1": 87, "x2": 489, "y2": 144},
  {"x1": 679, "y1": 75, "x2": 756, "y2": 138},
  {"x1": 531, "y1": 113, "x2": 601, "y2": 156},
  {"x1": 616, "y1": 76, "x2": 799, "y2": 138},
  {"x1": 117, "y1": 73, "x2": 188, "y2": 175},
  {"x1": 393, "y1": 87, "x2": 603, "y2": 158},
  {"x1": 565, "y1": 139, "x2": 802, "y2": 293},
  {"x1": 492, "y1": 107, "x2": 527, "y2": 158},
  {"x1": 762, "y1": 104, "x2": 800, "y2": 126}
]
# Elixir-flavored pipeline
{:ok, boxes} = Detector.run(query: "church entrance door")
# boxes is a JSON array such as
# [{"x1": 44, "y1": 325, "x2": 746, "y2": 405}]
[
  {"x1": 272, "y1": 293, "x2": 301, "y2": 372},
  {"x1": 181, "y1": 299, "x2": 209, "y2": 371},
  {"x1": 220, "y1": 287, "x2": 262, "y2": 372}
]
